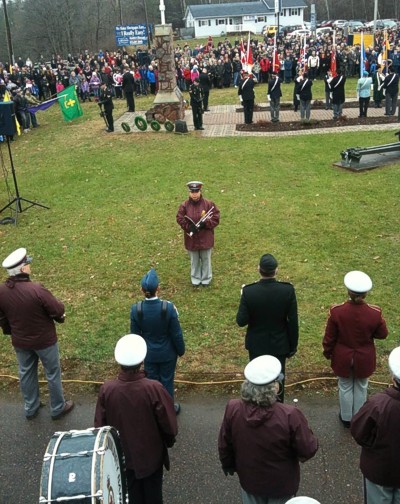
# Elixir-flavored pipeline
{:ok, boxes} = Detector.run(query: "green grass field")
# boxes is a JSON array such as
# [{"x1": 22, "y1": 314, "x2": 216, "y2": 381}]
[{"x1": 0, "y1": 86, "x2": 399, "y2": 387}]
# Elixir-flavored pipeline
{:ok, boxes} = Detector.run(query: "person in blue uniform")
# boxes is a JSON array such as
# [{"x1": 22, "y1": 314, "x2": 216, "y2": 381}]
[
  {"x1": 130, "y1": 268, "x2": 185, "y2": 413},
  {"x1": 236, "y1": 253, "x2": 299, "y2": 402}
]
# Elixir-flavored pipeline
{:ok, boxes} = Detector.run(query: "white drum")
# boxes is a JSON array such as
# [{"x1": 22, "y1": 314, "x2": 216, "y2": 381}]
[{"x1": 39, "y1": 426, "x2": 127, "y2": 503}]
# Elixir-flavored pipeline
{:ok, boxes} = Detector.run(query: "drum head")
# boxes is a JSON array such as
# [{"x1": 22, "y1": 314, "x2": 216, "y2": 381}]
[{"x1": 39, "y1": 427, "x2": 127, "y2": 503}]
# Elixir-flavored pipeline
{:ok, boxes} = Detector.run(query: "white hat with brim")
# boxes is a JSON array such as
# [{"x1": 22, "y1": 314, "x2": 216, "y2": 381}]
[
  {"x1": 2, "y1": 247, "x2": 32, "y2": 269},
  {"x1": 344, "y1": 271, "x2": 372, "y2": 293},
  {"x1": 114, "y1": 334, "x2": 147, "y2": 366},
  {"x1": 244, "y1": 355, "x2": 282, "y2": 385},
  {"x1": 389, "y1": 346, "x2": 400, "y2": 381},
  {"x1": 285, "y1": 498, "x2": 321, "y2": 504}
]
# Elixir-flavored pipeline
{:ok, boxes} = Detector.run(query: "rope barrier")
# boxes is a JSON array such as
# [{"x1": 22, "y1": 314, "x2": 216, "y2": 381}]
[{"x1": 0, "y1": 374, "x2": 391, "y2": 388}]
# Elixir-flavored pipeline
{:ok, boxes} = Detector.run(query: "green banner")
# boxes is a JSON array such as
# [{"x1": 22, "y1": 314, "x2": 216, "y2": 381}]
[{"x1": 57, "y1": 85, "x2": 83, "y2": 122}]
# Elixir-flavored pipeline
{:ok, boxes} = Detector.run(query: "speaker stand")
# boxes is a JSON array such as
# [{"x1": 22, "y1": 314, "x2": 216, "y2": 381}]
[{"x1": 0, "y1": 138, "x2": 49, "y2": 224}]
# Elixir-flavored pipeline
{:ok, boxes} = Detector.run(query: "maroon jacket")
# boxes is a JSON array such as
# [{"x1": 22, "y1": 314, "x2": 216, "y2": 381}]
[
  {"x1": 322, "y1": 300, "x2": 388, "y2": 378},
  {"x1": 94, "y1": 370, "x2": 178, "y2": 479},
  {"x1": 0, "y1": 274, "x2": 65, "y2": 350},
  {"x1": 218, "y1": 399, "x2": 318, "y2": 497},
  {"x1": 176, "y1": 196, "x2": 220, "y2": 251},
  {"x1": 351, "y1": 386, "x2": 400, "y2": 487}
]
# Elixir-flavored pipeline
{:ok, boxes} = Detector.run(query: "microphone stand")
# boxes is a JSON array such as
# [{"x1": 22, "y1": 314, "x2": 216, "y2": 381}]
[{"x1": 0, "y1": 137, "x2": 49, "y2": 225}]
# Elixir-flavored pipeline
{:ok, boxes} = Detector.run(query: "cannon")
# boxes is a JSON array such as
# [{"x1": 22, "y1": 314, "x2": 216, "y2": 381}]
[{"x1": 336, "y1": 130, "x2": 400, "y2": 171}]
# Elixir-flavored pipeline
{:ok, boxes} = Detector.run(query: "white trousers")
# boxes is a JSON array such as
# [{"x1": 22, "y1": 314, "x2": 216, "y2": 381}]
[
  {"x1": 189, "y1": 249, "x2": 212, "y2": 285},
  {"x1": 240, "y1": 488, "x2": 290, "y2": 504},
  {"x1": 365, "y1": 477, "x2": 400, "y2": 504},
  {"x1": 338, "y1": 374, "x2": 368, "y2": 421}
]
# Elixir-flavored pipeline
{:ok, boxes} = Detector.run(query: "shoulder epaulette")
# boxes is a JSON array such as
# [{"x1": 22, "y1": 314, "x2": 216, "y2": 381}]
[
  {"x1": 366, "y1": 303, "x2": 382, "y2": 313},
  {"x1": 242, "y1": 280, "x2": 259, "y2": 289},
  {"x1": 330, "y1": 302, "x2": 346, "y2": 310}
]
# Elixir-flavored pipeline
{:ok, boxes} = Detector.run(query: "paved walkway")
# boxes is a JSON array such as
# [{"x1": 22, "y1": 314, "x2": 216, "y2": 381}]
[
  {"x1": 1, "y1": 389, "x2": 364, "y2": 504},
  {"x1": 114, "y1": 101, "x2": 400, "y2": 138}
]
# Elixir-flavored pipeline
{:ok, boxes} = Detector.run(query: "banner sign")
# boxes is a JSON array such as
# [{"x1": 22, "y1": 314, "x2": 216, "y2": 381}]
[{"x1": 115, "y1": 24, "x2": 148, "y2": 46}]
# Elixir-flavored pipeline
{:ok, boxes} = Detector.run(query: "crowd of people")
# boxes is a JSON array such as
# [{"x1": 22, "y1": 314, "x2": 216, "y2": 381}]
[{"x1": 0, "y1": 26, "x2": 399, "y2": 135}]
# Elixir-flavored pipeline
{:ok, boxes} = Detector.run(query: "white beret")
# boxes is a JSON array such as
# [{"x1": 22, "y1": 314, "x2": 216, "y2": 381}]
[
  {"x1": 285, "y1": 498, "x2": 321, "y2": 504},
  {"x1": 389, "y1": 347, "x2": 400, "y2": 381},
  {"x1": 244, "y1": 355, "x2": 282, "y2": 385},
  {"x1": 2, "y1": 248, "x2": 32, "y2": 269},
  {"x1": 114, "y1": 334, "x2": 147, "y2": 366},
  {"x1": 344, "y1": 271, "x2": 372, "y2": 293}
]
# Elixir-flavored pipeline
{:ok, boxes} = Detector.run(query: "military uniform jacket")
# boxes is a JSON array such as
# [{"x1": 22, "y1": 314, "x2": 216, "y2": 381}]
[
  {"x1": 130, "y1": 298, "x2": 185, "y2": 363},
  {"x1": 176, "y1": 196, "x2": 220, "y2": 252},
  {"x1": 189, "y1": 83, "x2": 203, "y2": 106},
  {"x1": 329, "y1": 75, "x2": 346, "y2": 104},
  {"x1": 94, "y1": 370, "x2": 178, "y2": 478},
  {"x1": 218, "y1": 399, "x2": 318, "y2": 497},
  {"x1": 383, "y1": 72, "x2": 399, "y2": 96},
  {"x1": 98, "y1": 87, "x2": 114, "y2": 112},
  {"x1": 322, "y1": 300, "x2": 388, "y2": 378},
  {"x1": 351, "y1": 386, "x2": 400, "y2": 488},
  {"x1": 236, "y1": 278, "x2": 299, "y2": 357},
  {"x1": 0, "y1": 274, "x2": 65, "y2": 350},
  {"x1": 238, "y1": 77, "x2": 255, "y2": 101},
  {"x1": 268, "y1": 76, "x2": 282, "y2": 99}
]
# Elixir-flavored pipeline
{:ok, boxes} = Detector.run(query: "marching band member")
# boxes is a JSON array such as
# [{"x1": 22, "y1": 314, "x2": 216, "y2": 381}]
[
  {"x1": 218, "y1": 355, "x2": 318, "y2": 504},
  {"x1": 176, "y1": 181, "x2": 220, "y2": 287}
]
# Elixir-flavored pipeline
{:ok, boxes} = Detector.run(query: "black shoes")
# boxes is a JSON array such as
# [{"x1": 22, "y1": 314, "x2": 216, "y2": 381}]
[
  {"x1": 339, "y1": 413, "x2": 351, "y2": 428},
  {"x1": 26, "y1": 402, "x2": 45, "y2": 420}
]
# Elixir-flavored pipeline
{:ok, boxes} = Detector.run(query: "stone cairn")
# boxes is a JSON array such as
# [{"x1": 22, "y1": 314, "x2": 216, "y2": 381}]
[{"x1": 145, "y1": 24, "x2": 185, "y2": 124}]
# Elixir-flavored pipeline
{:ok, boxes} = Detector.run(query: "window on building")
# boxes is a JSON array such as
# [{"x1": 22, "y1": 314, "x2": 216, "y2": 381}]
[
  {"x1": 199, "y1": 19, "x2": 211, "y2": 26},
  {"x1": 257, "y1": 16, "x2": 265, "y2": 22},
  {"x1": 217, "y1": 19, "x2": 225, "y2": 25}
]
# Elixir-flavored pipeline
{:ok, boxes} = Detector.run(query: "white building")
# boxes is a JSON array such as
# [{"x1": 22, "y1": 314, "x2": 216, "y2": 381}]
[{"x1": 183, "y1": 0, "x2": 307, "y2": 38}]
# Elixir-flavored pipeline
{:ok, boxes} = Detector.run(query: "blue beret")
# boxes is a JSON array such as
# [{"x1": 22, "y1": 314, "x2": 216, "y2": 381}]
[{"x1": 141, "y1": 268, "x2": 159, "y2": 292}]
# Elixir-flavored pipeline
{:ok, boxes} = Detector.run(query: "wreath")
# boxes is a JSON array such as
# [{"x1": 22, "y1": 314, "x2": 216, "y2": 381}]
[
  {"x1": 134, "y1": 116, "x2": 148, "y2": 131},
  {"x1": 150, "y1": 120, "x2": 161, "y2": 132},
  {"x1": 164, "y1": 120, "x2": 174, "y2": 132},
  {"x1": 121, "y1": 122, "x2": 131, "y2": 133}
]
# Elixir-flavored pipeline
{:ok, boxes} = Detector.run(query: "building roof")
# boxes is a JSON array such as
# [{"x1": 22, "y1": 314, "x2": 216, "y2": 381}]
[{"x1": 186, "y1": 0, "x2": 306, "y2": 19}]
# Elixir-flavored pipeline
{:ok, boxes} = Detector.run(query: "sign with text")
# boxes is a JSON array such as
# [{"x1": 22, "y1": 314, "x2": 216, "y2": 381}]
[{"x1": 115, "y1": 24, "x2": 148, "y2": 46}]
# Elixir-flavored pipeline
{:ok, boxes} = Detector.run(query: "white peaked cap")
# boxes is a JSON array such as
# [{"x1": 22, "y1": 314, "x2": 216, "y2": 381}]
[
  {"x1": 344, "y1": 271, "x2": 372, "y2": 293},
  {"x1": 114, "y1": 334, "x2": 147, "y2": 366}
]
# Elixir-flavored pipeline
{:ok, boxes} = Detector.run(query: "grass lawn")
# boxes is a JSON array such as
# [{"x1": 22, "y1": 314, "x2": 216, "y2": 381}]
[{"x1": 0, "y1": 91, "x2": 399, "y2": 388}]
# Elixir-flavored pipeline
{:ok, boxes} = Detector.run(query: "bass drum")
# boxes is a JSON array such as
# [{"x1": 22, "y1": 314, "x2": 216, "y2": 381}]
[{"x1": 39, "y1": 426, "x2": 127, "y2": 503}]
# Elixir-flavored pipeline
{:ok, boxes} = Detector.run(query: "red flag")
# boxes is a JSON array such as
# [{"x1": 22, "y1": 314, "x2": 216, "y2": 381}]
[
  {"x1": 247, "y1": 32, "x2": 253, "y2": 67},
  {"x1": 273, "y1": 52, "x2": 280, "y2": 73},
  {"x1": 330, "y1": 50, "x2": 337, "y2": 77}
]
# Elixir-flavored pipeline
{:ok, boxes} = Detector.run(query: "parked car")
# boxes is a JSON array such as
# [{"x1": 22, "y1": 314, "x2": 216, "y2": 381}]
[
  {"x1": 262, "y1": 25, "x2": 279, "y2": 37},
  {"x1": 332, "y1": 19, "x2": 348, "y2": 29},
  {"x1": 346, "y1": 20, "x2": 365, "y2": 31},
  {"x1": 287, "y1": 29, "x2": 311, "y2": 38},
  {"x1": 364, "y1": 19, "x2": 397, "y2": 29},
  {"x1": 319, "y1": 20, "x2": 335, "y2": 27},
  {"x1": 382, "y1": 19, "x2": 397, "y2": 28}
]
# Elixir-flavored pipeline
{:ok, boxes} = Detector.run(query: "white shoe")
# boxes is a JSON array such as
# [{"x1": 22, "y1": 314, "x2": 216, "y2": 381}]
[{"x1": 24, "y1": 129, "x2": 30, "y2": 133}]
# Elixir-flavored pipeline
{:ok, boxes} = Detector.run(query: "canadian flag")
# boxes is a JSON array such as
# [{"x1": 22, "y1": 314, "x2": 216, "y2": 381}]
[{"x1": 240, "y1": 39, "x2": 247, "y2": 68}]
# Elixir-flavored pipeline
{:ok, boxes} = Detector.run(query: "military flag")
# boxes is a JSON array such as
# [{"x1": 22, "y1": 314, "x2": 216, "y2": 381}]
[{"x1": 57, "y1": 85, "x2": 83, "y2": 121}]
